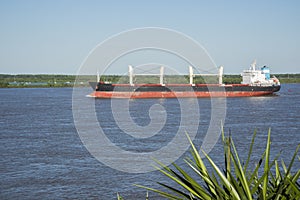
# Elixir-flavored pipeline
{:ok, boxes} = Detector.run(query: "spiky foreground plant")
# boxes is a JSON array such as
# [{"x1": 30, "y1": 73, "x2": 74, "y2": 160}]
[{"x1": 137, "y1": 129, "x2": 300, "y2": 199}]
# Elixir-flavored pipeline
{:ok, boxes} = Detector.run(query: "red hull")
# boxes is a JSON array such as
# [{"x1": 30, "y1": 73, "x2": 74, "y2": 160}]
[{"x1": 89, "y1": 91, "x2": 274, "y2": 98}]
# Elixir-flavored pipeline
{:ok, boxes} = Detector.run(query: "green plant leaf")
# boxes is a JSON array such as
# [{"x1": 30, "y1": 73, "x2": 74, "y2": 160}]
[
  {"x1": 184, "y1": 160, "x2": 217, "y2": 197},
  {"x1": 262, "y1": 128, "x2": 271, "y2": 200},
  {"x1": 201, "y1": 149, "x2": 241, "y2": 200},
  {"x1": 275, "y1": 160, "x2": 282, "y2": 186},
  {"x1": 285, "y1": 144, "x2": 300, "y2": 180},
  {"x1": 135, "y1": 184, "x2": 184, "y2": 200},
  {"x1": 136, "y1": 129, "x2": 299, "y2": 200},
  {"x1": 230, "y1": 139, "x2": 253, "y2": 199},
  {"x1": 152, "y1": 160, "x2": 202, "y2": 199}
]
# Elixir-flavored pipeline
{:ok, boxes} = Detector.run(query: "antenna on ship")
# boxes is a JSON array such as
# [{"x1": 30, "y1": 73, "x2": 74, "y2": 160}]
[{"x1": 251, "y1": 60, "x2": 257, "y2": 71}]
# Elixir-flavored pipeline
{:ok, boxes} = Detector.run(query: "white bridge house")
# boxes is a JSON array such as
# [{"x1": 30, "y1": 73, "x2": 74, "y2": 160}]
[{"x1": 241, "y1": 61, "x2": 280, "y2": 86}]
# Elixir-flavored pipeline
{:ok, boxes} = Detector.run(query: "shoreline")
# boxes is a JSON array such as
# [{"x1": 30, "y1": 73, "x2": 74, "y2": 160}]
[{"x1": 0, "y1": 74, "x2": 299, "y2": 88}]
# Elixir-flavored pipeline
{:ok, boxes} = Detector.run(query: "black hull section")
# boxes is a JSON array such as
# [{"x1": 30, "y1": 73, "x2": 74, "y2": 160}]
[{"x1": 89, "y1": 82, "x2": 281, "y2": 93}]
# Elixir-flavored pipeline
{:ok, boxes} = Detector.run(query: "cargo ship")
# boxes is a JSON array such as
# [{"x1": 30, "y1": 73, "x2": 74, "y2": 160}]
[{"x1": 88, "y1": 61, "x2": 280, "y2": 98}]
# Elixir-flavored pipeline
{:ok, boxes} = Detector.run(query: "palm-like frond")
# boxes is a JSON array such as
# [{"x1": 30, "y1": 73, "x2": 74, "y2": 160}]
[{"x1": 136, "y1": 129, "x2": 300, "y2": 199}]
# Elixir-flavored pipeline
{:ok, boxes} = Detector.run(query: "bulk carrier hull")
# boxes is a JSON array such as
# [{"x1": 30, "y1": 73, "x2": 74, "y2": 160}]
[
  {"x1": 88, "y1": 62, "x2": 281, "y2": 98},
  {"x1": 88, "y1": 83, "x2": 281, "y2": 98}
]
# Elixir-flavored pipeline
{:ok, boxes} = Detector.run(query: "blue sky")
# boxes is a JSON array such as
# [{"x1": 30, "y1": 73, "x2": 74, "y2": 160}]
[{"x1": 0, "y1": 0, "x2": 299, "y2": 74}]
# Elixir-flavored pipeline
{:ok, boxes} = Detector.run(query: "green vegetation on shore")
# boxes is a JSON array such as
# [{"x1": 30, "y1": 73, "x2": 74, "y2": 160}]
[
  {"x1": 0, "y1": 74, "x2": 299, "y2": 88},
  {"x1": 134, "y1": 130, "x2": 300, "y2": 199},
  {"x1": 0, "y1": 74, "x2": 91, "y2": 88}
]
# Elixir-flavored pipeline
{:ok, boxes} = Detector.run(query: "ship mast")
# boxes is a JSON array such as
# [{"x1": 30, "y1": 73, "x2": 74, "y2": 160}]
[
  {"x1": 189, "y1": 66, "x2": 223, "y2": 85},
  {"x1": 129, "y1": 65, "x2": 223, "y2": 85},
  {"x1": 129, "y1": 65, "x2": 134, "y2": 86},
  {"x1": 128, "y1": 65, "x2": 165, "y2": 86},
  {"x1": 96, "y1": 70, "x2": 100, "y2": 82},
  {"x1": 218, "y1": 66, "x2": 223, "y2": 85},
  {"x1": 159, "y1": 66, "x2": 164, "y2": 85}
]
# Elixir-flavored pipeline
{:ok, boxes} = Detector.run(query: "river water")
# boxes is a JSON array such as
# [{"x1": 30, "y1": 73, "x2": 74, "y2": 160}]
[{"x1": 0, "y1": 84, "x2": 299, "y2": 199}]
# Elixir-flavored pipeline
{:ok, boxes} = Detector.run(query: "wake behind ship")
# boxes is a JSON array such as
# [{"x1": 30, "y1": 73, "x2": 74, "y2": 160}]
[{"x1": 88, "y1": 61, "x2": 280, "y2": 98}]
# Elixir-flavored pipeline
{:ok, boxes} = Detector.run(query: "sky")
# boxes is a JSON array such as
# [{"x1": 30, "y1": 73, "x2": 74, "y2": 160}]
[{"x1": 0, "y1": 0, "x2": 299, "y2": 74}]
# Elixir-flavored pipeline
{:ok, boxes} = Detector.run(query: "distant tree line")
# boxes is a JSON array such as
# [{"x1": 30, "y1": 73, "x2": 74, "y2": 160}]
[{"x1": 0, "y1": 73, "x2": 299, "y2": 88}]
